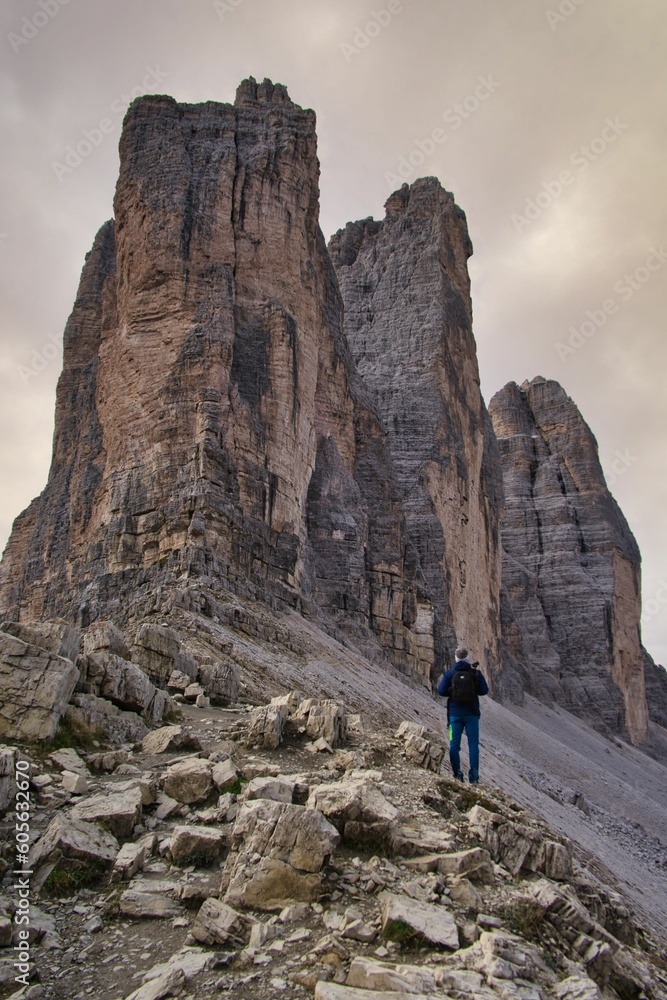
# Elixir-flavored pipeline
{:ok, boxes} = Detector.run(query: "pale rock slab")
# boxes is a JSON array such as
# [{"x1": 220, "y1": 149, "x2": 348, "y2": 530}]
[
  {"x1": 111, "y1": 842, "x2": 146, "y2": 882},
  {"x1": 163, "y1": 757, "x2": 213, "y2": 804},
  {"x1": 211, "y1": 757, "x2": 239, "y2": 792},
  {"x1": 0, "y1": 620, "x2": 80, "y2": 662},
  {"x1": 191, "y1": 898, "x2": 254, "y2": 947},
  {"x1": 307, "y1": 770, "x2": 399, "y2": 841},
  {"x1": 169, "y1": 824, "x2": 225, "y2": 864},
  {"x1": 71, "y1": 785, "x2": 143, "y2": 838},
  {"x1": 30, "y1": 813, "x2": 119, "y2": 869},
  {"x1": 82, "y1": 620, "x2": 131, "y2": 659},
  {"x1": 554, "y1": 975, "x2": 602, "y2": 999},
  {"x1": 199, "y1": 659, "x2": 240, "y2": 703},
  {"x1": 118, "y1": 890, "x2": 182, "y2": 919},
  {"x1": 49, "y1": 748, "x2": 90, "y2": 775},
  {"x1": 0, "y1": 631, "x2": 79, "y2": 742},
  {"x1": 230, "y1": 799, "x2": 339, "y2": 872},
  {"x1": 246, "y1": 703, "x2": 289, "y2": 750},
  {"x1": 436, "y1": 847, "x2": 495, "y2": 884},
  {"x1": 131, "y1": 625, "x2": 197, "y2": 686},
  {"x1": 141, "y1": 725, "x2": 202, "y2": 755},
  {"x1": 380, "y1": 892, "x2": 459, "y2": 950},
  {"x1": 60, "y1": 770, "x2": 89, "y2": 794},
  {"x1": 315, "y1": 983, "x2": 439, "y2": 1000},
  {"x1": 246, "y1": 775, "x2": 295, "y2": 803},
  {"x1": 347, "y1": 956, "x2": 440, "y2": 993},
  {"x1": 225, "y1": 857, "x2": 324, "y2": 911}
]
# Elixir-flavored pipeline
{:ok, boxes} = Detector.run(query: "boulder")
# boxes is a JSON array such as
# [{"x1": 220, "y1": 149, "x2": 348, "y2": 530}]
[
  {"x1": 49, "y1": 748, "x2": 90, "y2": 775},
  {"x1": 211, "y1": 758, "x2": 239, "y2": 792},
  {"x1": 0, "y1": 620, "x2": 80, "y2": 662},
  {"x1": 347, "y1": 956, "x2": 440, "y2": 993},
  {"x1": 163, "y1": 757, "x2": 213, "y2": 804},
  {"x1": 225, "y1": 857, "x2": 324, "y2": 911},
  {"x1": 315, "y1": 985, "x2": 438, "y2": 1000},
  {"x1": 131, "y1": 624, "x2": 198, "y2": 685},
  {"x1": 87, "y1": 749, "x2": 131, "y2": 772},
  {"x1": 191, "y1": 898, "x2": 254, "y2": 947},
  {"x1": 0, "y1": 630, "x2": 79, "y2": 741},
  {"x1": 170, "y1": 825, "x2": 226, "y2": 865},
  {"x1": 231, "y1": 799, "x2": 339, "y2": 872},
  {"x1": 65, "y1": 693, "x2": 148, "y2": 745},
  {"x1": 224, "y1": 799, "x2": 339, "y2": 911},
  {"x1": 60, "y1": 770, "x2": 89, "y2": 794},
  {"x1": 111, "y1": 841, "x2": 146, "y2": 882},
  {"x1": 246, "y1": 703, "x2": 289, "y2": 750},
  {"x1": 436, "y1": 848, "x2": 495, "y2": 884},
  {"x1": 167, "y1": 669, "x2": 192, "y2": 692},
  {"x1": 459, "y1": 928, "x2": 551, "y2": 985},
  {"x1": 381, "y1": 892, "x2": 459, "y2": 950},
  {"x1": 70, "y1": 786, "x2": 143, "y2": 838},
  {"x1": 298, "y1": 699, "x2": 347, "y2": 747},
  {"x1": 82, "y1": 620, "x2": 130, "y2": 660},
  {"x1": 307, "y1": 770, "x2": 399, "y2": 842},
  {"x1": 246, "y1": 775, "x2": 294, "y2": 803},
  {"x1": 468, "y1": 805, "x2": 571, "y2": 879},
  {"x1": 402, "y1": 732, "x2": 445, "y2": 772},
  {"x1": 199, "y1": 659, "x2": 240, "y2": 703},
  {"x1": 82, "y1": 650, "x2": 174, "y2": 723},
  {"x1": 30, "y1": 813, "x2": 119, "y2": 869},
  {"x1": 554, "y1": 975, "x2": 603, "y2": 999},
  {"x1": 141, "y1": 725, "x2": 202, "y2": 755}
]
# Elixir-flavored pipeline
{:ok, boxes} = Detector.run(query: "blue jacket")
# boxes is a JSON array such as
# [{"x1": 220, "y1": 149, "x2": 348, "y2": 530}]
[{"x1": 437, "y1": 660, "x2": 489, "y2": 718}]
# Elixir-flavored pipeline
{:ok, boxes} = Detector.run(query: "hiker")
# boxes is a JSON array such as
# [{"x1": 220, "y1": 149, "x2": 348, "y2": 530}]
[{"x1": 437, "y1": 646, "x2": 489, "y2": 784}]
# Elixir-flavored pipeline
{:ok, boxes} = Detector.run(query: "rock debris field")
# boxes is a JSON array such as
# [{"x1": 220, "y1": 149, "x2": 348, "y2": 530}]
[{"x1": 1, "y1": 681, "x2": 666, "y2": 1000}]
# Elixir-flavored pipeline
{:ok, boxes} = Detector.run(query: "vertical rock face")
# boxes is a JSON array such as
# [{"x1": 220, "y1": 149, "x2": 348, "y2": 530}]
[
  {"x1": 0, "y1": 80, "x2": 429, "y2": 681},
  {"x1": 489, "y1": 377, "x2": 649, "y2": 743},
  {"x1": 329, "y1": 180, "x2": 504, "y2": 678}
]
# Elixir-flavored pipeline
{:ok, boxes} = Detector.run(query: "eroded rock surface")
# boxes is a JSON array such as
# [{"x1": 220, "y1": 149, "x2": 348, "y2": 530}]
[{"x1": 490, "y1": 377, "x2": 649, "y2": 743}]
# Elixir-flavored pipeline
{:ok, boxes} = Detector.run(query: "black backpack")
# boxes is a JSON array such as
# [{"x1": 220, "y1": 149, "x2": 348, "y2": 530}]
[{"x1": 451, "y1": 666, "x2": 478, "y2": 705}]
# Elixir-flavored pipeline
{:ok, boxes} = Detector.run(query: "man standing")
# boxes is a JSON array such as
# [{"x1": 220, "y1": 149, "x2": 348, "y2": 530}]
[{"x1": 437, "y1": 646, "x2": 489, "y2": 784}]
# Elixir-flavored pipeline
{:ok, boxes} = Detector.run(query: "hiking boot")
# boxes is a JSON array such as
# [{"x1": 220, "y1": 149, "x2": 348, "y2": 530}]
[{"x1": 454, "y1": 772, "x2": 464, "y2": 781}]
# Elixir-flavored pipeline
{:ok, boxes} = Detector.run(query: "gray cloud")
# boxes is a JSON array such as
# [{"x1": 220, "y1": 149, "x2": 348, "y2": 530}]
[{"x1": 1, "y1": 0, "x2": 665, "y2": 662}]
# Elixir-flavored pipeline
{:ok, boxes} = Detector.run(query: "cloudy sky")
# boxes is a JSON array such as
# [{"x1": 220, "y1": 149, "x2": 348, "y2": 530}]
[{"x1": 1, "y1": 0, "x2": 665, "y2": 664}]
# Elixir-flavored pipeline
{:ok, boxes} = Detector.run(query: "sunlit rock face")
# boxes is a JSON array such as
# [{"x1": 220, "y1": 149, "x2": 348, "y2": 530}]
[{"x1": 490, "y1": 376, "x2": 649, "y2": 743}]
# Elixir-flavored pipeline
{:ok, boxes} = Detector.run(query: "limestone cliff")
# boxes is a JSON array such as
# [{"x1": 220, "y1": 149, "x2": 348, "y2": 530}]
[
  {"x1": 489, "y1": 377, "x2": 649, "y2": 743},
  {"x1": 329, "y1": 180, "x2": 504, "y2": 681},
  {"x1": 0, "y1": 80, "x2": 436, "y2": 683}
]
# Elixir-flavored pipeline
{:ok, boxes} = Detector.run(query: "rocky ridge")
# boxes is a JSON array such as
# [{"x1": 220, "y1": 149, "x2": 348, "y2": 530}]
[{"x1": 1, "y1": 686, "x2": 666, "y2": 1000}]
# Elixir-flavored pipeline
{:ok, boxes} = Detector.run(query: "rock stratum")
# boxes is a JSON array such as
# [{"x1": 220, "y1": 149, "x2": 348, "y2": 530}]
[{"x1": 0, "y1": 77, "x2": 666, "y2": 748}]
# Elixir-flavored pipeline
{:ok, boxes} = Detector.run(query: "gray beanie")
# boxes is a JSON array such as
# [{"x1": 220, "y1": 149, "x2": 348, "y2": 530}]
[{"x1": 455, "y1": 646, "x2": 468, "y2": 660}]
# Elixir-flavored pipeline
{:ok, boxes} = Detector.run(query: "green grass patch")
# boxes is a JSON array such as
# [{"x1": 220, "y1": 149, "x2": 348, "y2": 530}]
[
  {"x1": 42, "y1": 858, "x2": 110, "y2": 897},
  {"x1": 171, "y1": 849, "x2": 220, "y2": 869},
  {"x1": 382, "y1": 918, "x2": 421, "y2": 949},
  {"x1": 225, "y1": 775, "x2": 248, "y2": 795},
  {"x1": 35, "y1": 715, "x2": 107, "y2": 757},
  {"x1": 501, "y1": 899, "x2": 544, "y2": 940}
]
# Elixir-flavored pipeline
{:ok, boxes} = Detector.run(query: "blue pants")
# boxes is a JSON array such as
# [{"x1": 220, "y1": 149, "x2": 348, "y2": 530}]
[{"x1": 448, "y1": 715, "x2": 480, "y2": 782}]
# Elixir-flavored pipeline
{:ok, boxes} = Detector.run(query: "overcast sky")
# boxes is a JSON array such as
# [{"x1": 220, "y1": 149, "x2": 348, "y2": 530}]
[{"x1": 1, "y1": 0, "x2": 665, "y2": 664}]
